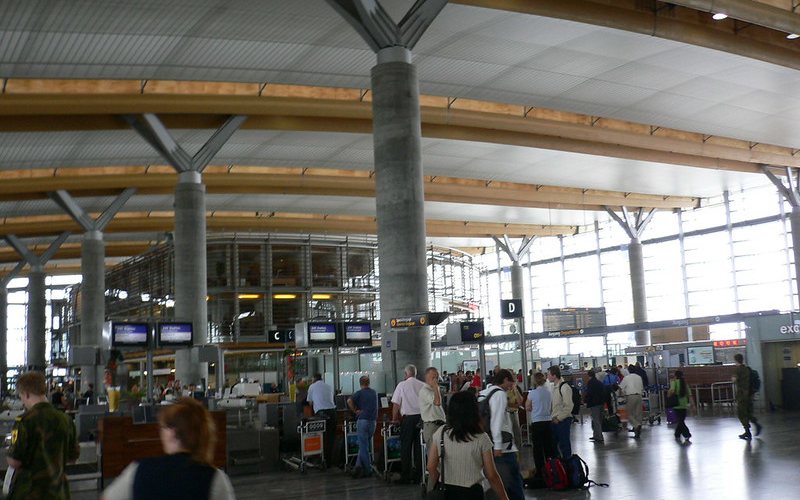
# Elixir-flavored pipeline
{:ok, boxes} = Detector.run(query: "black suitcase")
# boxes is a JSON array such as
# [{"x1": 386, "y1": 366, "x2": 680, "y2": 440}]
[{"x1": 602, "y1": 414, "x2": 621, "y2": 432}]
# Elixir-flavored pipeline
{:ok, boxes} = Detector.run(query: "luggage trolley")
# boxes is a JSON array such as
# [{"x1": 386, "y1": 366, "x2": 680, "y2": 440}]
[
  {"x1": 419, "y1": 431, "x2": 428, "y2": 488},
  {"x1": 643, "y1": 384, "x2": 669, "y2": 425},
  {"x1": 283, "y1": 417, "x2": 327, "y2": 474},
  {"x1": 381, "y1": 422, "x2": 402, "y2": 481},
  {"x1": 343, "y1": 420, "x2": 378, "y2": 475}
]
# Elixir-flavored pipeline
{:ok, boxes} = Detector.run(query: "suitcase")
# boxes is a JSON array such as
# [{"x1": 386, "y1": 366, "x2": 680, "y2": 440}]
[
  {"x1": 665, "y1": 408, "x2": 678, "y2": 425},
  {"x1": 602, "y1": 414, "x2": 621, "y2": 432}
]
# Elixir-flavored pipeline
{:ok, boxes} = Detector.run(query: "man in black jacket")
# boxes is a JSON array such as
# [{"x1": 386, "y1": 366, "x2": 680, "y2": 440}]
[{"x1": 585, "y1": 368, "x2": 607, "y2": 443}]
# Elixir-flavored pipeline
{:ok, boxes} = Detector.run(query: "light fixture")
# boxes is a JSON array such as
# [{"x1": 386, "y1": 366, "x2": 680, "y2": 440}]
[
  {"x1": 273, "y1": 293, "x2": 297, "y2": 300},
  {"x1": 788, "y1": 33, "x2": 800, "y2": 40},
  {"x1": 312, "y1": 294, "x2": 332, "y2": 300},
  {"x1": 712, "y1": 12, "x2": 728, "y2": 20},
  {"x1": 238, "y1": 293, "x2": 261, "y2": 300}
]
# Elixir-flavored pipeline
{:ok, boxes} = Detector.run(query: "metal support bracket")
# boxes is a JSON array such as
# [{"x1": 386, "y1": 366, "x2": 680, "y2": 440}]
[
  {"x1": 326, "y1": 0, "x2": 447, "y2": 52},
  {"x1": 0, "y1": 260, "x2": 26, "y2": 289},
  {"x1": 51, "y1": 188, "x2": 136, "y2": 233},
  {"x1": 124, "y1": 114, "x2": 247, "y2": 174},
  {"x1": 604, "y1": 206, "x2": 657, "y2": 241},
  {"x1": 5, "y1": 232, "x2": 71, "y2": 270},
  {"x1": 762, "y1": 164, "x2": 800, "y2": 208},
  {"x1": 492, "y1": 234, "x2": 535, "y2": 263}
]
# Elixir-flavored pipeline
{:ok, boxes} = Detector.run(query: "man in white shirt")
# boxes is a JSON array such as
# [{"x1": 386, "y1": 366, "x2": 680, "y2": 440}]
[
  {"x1": 391, "y1": 364, "x2": 425, "y2": 484},
  {"x1": 479, "y1": 369, "x2": 524, "y2": 500},
  {"x1": 306, "y1": 373, "x2": 336, "y2": 465},
  {"x1": 547, "y1": 365, "x2": 573, "y2": 459},
  {"x1": 619, "y1": 365, "x2": 644, "y2": 438},
  {"x1": 419, "y1": 367, "x2": 446, "y2": 448}
]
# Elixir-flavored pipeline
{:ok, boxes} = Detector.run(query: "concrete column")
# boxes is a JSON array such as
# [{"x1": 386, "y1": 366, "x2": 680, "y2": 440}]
[
  {"x1": 174, "y1": 171, "x2": 208, "y2": 385},
  {"x1": 628, "y1": 239, "x2": 650, "y2": 346},
  {"x1": 81, "y1": 231, "x2": 104, "y2": 393},
  {"x1": 0, "y1": 288, "x2": 7, "y2": 396},
  {"x1": 373, "y1": 50, "x2": 430, "y2": 378},
  {"x1": 27, "y1": 269, "x2": 46, "y2": 371},
  {"x1": 511, "y1": 261, "x2": 525, "y2": 302},
  {"x1": 790, "y1": 209, "x2": 800, "y2": 309}
]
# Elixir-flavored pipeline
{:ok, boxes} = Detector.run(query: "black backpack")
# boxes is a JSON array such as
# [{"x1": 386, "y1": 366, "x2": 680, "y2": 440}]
[
  {"x1": 478, "y1": 387, "x2": 502, "y2": 438},
  {"x1": 750, "y1": 368, "x2": 761, "y2": 393},
  {"x1": 560, "y1": 381, "x2": 581, "y2": 415}
]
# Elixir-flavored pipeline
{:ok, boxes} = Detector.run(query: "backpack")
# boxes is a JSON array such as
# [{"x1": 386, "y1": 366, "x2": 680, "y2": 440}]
[
  {"x1": 563, "y1": 454, "x2": 609, "y2": 489},
  {"x1": 543, "y1": 457, "x2": 569, "y2": 490},
  {"x1": 560, "y1": 381, "x2": 581, "y2": 416},
  {"x1": 750, "y1": 368, "x2": 761, "y2": 393},
  {"x1": 478, "y1": 387, "x2": 503, "y2": 439}
]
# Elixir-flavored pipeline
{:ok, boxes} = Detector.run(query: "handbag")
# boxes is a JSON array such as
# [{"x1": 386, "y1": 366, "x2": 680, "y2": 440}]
[
  {"x1": 425, "y1": 432, "x2": 447, "y2": 500},
  {"x1": 665, "y1": 392, "x2": 679, "y2": 408}
]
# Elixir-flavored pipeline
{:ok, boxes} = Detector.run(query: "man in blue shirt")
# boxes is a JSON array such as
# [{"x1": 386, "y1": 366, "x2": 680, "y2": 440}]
[{"x1": 347, "y1": 376, "x2": 378, "y2": 478}]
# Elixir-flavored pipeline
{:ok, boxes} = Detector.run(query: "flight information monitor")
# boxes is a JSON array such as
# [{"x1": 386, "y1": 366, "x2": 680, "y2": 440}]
[
  {"x1": 157, "y1": 322, "x2": 193, "y2": 347},
  {"x1": 308, "y1": 322, "x2": 338, "y2": 345},
  {"x1": 111, "y1": 322, "x2": 150, "y2": 348},
  {"x1": 344, "y1": 322, "x2": 372, "y2": 345}
]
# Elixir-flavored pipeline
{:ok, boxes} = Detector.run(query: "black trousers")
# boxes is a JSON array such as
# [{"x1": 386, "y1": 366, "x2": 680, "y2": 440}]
[
  {"x1": 674, "y1": 408, "x2": 690, "y2": 438},
  {"x1": 529, "y1": 421, "x2": 556, "y2": 476},
  {"x1": 400, "y1": 414, "x2": 422, "y2": 481},
  {"x1": 316, "y1": 409, "x2": 337, "y2": 465},
  {"x1": 444, "y1": 483, "x2": 483, "y2": 500}
]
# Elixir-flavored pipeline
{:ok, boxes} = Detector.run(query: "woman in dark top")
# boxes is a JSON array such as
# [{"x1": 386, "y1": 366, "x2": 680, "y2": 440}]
[{"x1": 103, "y1": 398, "x2": 235, "y2": 500}]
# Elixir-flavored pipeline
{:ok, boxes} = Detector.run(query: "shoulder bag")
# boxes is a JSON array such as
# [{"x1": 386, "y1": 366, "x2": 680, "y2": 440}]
[{"x1": 425, "y1": 431, "x2": 447, "y2": 500}]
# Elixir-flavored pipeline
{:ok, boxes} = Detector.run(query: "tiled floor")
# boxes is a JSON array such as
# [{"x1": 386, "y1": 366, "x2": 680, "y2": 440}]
[{"x1": 77, "y1": 410, "x2": 800, "y2": 499}]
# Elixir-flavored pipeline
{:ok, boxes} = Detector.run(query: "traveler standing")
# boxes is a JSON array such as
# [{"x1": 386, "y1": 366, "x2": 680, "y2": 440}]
[
  {"x1": 584, "y1": 368, "x2": 606, "y2": 443},
  {"x1": 547, "y1": 366, "x2": 573, "y2": 458},
  {"x1": 306, "y1": 373, "x2": 337, "y2": 466},
  {"x1": 103, "y1": 397, "x2": 235, "y2": 500},
  {"x1": 479, "y1": 369, "x2": 524, "y2": 500},
  {"x1": 733, "y1": 354, "x2": 762, "y2": 440},
  {"x1": 347, "y1": 375, "x2": 378, "y2": 478},
  {"x1": 506, "y1": 382, "x2": 524, "y2": 451},
  {"x1": 426, "y1": 391, "x2": 509, "y2": 500},
  {"x1": 391, "y1": 364, "x2": 425, "y2": 484},
  {"x1": 525, "y1": 372, "x2": 555, "y2": 481},
  {"x1": 420, "y1": 367, "x2": 446, "y2": 448},
  {"x1": 6, "y1": 371, "x2": 80, "y2": 500},
  {"x1": 668, "y1": 370, "x2": 693, "y2": 442},
  {"x1": 619, "y1": 365, "x2": 644, "y2": 439}
]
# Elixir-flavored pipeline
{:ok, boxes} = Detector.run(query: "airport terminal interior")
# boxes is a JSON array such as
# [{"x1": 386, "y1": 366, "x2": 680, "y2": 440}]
[{"x1": 1, "y1": 0, "x2": 800, "y2": 498}]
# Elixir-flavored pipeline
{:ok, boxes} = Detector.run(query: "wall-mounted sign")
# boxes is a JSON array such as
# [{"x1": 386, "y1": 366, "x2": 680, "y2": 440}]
[{"x1": 269, "y1": 329, "x2": 295, "y2": 343}]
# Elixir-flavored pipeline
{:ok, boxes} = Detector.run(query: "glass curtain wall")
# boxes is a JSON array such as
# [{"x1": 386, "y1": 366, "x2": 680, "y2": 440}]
[{"x1": 480, "y1": 181, "x2": 796, "y2": 356}]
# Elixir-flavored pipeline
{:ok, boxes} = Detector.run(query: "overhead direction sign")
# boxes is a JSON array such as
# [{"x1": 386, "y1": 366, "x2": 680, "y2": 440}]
[
  {"x1": 389, "y1": 311, "x2": 449, "y2": 329},
  {"x1": 501, "y1": 299, "x2": 523, "y2": 319}
]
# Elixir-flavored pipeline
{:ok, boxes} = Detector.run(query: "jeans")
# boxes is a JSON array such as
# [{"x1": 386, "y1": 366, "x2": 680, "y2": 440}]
[
  {"x1": 551, "y1": 417, "x2": 572, "y2": 458},
  {"x1": 494, "y1": 452, "x2": 525, "y2": 500},
  {"x1": 400, "y1": 414, "x2": 422, "y2": 482},
  {"x1": 355, "y1": 419, "x2": 376, "y2": 470}
]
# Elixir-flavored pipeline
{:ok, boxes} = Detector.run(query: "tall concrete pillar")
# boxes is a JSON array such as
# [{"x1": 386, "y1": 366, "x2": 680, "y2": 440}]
[
  {"x1": 605, "y1": 207, "x2": 655, "y2": 346},
  {"x1": 628, "y1": 239, "x2": 650, "y2": 346},
  {"x1": 27, "y1": 269, "x2": 46, "y2": 371},
  {"x1": 0, "y1": 288, "x2": 7, "y2": 396},
  {"x1": 174, "y1": 171, "x2": 208, "y2": 385},
  {"x1": 373, "y1": 50, "x2": 430, "y2": 376},
  {"x1": 81, "y1": 231, "x2": 105, "y2": 393},
  {"x1": 790, "y1": 209, "x2": 800, "y2": 307},
  {"x1": 511, "y1": 261, "x2": 525, "y2": 301}
]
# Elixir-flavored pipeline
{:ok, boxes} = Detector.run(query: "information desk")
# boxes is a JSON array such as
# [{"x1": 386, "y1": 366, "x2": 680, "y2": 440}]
[{"x1": 99, "y1": 412, "x2": 227, "y2": 479}]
